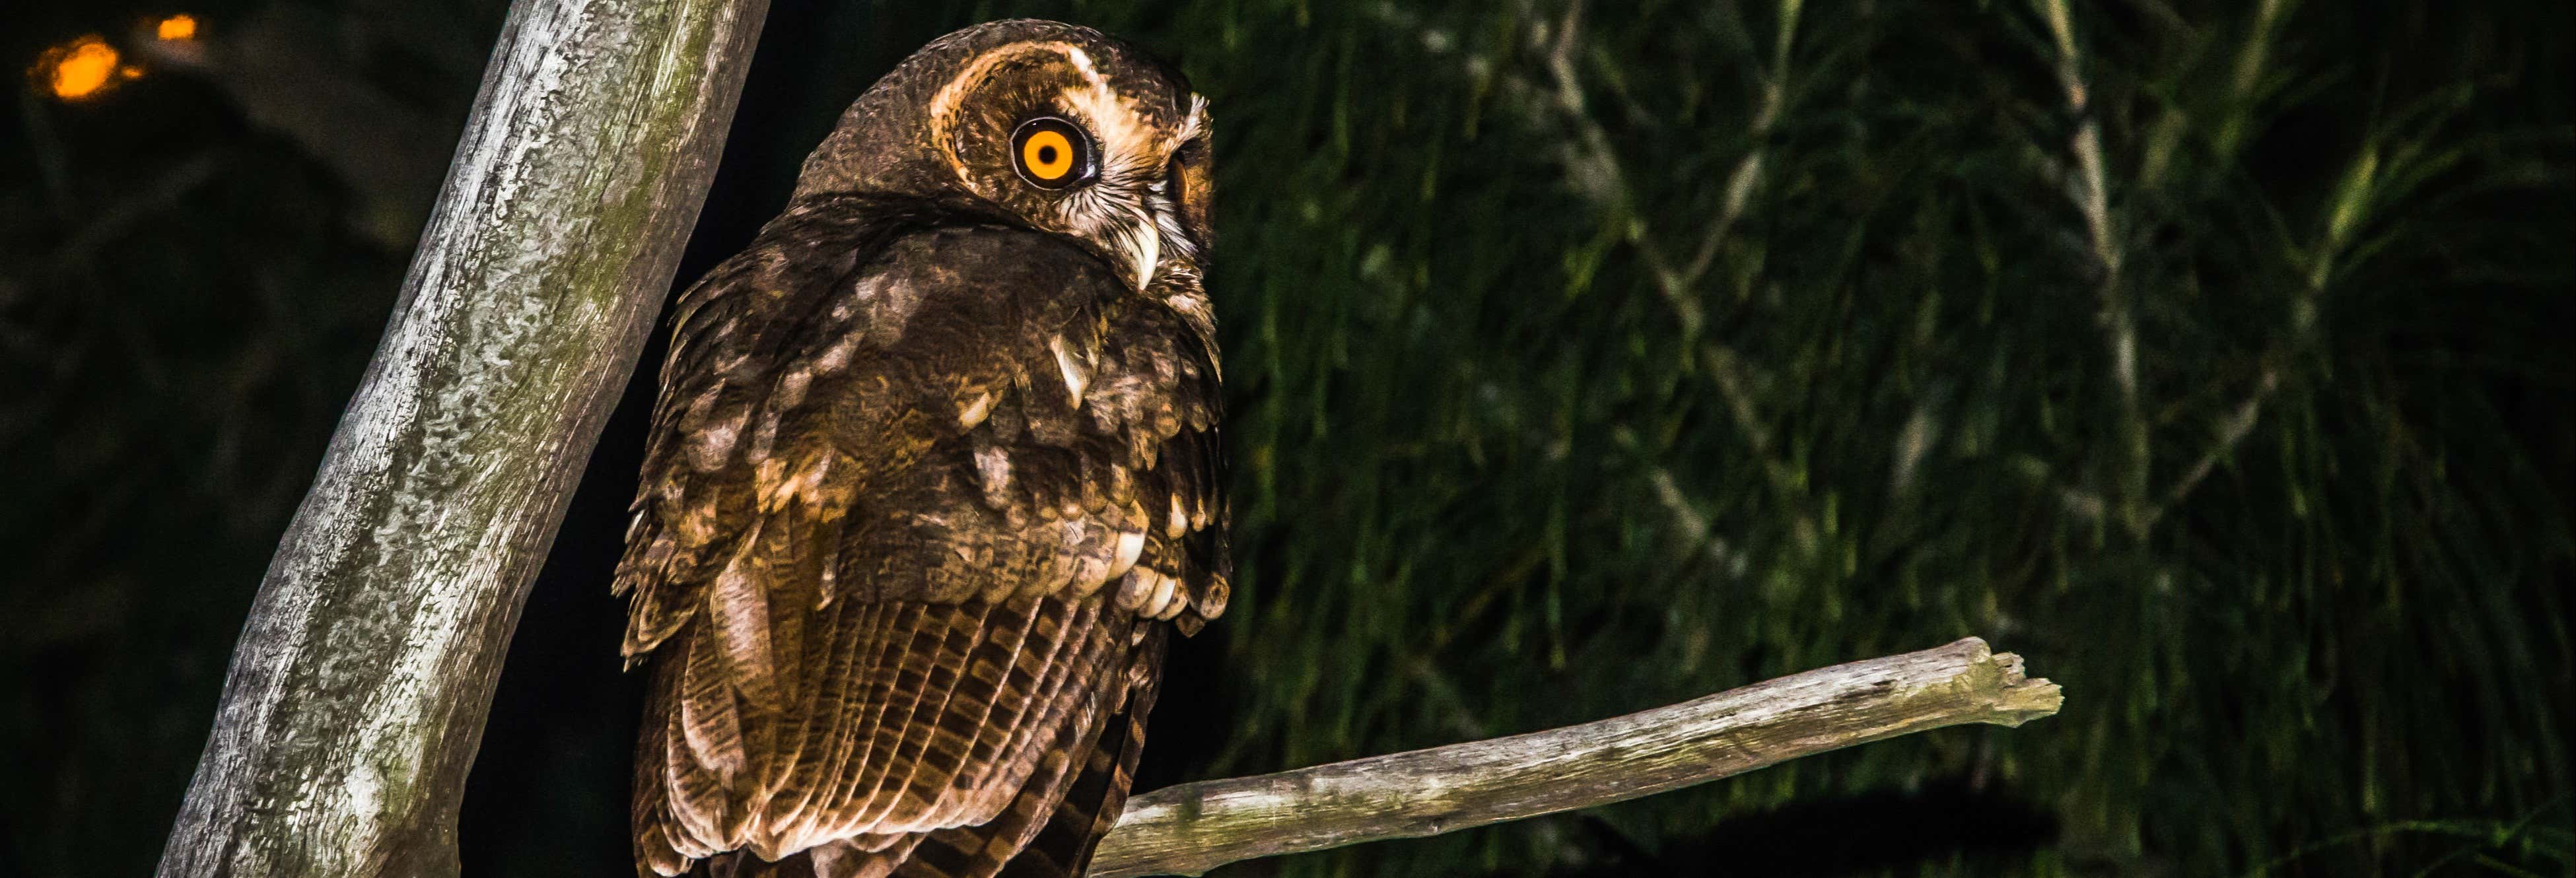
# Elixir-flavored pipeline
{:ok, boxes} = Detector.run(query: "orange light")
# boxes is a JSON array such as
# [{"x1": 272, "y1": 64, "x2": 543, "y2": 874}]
[
  {"x1": 40, "y1": 36, "x2": 122, "y2": 100},
  {"x1": 157, "y1": 15, "x2": 199, "y2": 42}
]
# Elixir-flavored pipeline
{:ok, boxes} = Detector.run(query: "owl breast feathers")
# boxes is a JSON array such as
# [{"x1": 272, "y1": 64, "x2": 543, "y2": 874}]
[{"x1": 613, "y1": 20, "x2": 1225, "y2": 878}]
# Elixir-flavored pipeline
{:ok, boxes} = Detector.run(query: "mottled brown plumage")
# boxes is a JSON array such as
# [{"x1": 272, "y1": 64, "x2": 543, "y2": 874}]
[{"x1": 613, "y1": 20, "x2": 1224, "y2": 878}]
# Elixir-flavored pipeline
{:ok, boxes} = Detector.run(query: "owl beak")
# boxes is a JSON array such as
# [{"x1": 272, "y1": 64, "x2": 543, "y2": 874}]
[{"x1": 1127, "y1": 210, "x2": 1161, "y2": 291}]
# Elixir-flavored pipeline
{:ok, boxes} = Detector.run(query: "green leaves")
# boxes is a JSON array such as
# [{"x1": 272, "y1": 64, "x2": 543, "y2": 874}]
[{"x1": 1119, "y1": 0, "x2": 2573, "y2": 874}]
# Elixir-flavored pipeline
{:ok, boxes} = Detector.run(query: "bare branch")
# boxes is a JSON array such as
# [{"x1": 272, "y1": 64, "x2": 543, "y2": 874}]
[
  {"x1": 1521, "y1": 0, "x2": 1825, "y2": 557},
  {"x1": 2035, "y1": 0, "x2": 2150, "y2": 540},
  {"x1": 1091, "y1": 638, "x2": 2062, "y2": 877},
  {"x1": 2148, "y1": 366, "x2": 2279, "y2": 528}
]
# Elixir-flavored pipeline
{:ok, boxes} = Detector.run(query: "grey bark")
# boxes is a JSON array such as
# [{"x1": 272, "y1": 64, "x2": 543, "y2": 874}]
[
  {"x1": 153, "y1": 0, "x2": 768, "y2": 875},
  {"x1": 1090, "y1": 637, "x2": 2062, "y2": 877}
]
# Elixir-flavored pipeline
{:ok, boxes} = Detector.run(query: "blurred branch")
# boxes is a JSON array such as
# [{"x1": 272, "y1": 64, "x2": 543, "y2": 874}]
[
  {"x1": 133, "y1": 9, "x2": 460, "y2": 249},
  {"x1": 2035, "y1": 0, "x2": 2152, "y2": 541},
  {"x1": 1090, "y1": 637, "x2": 2062, "y2": 877},
  {"x1": 1361, "y1": 2, "x2": 1827, "y2": 558},
  {"x1": 2147, "y1": 365, "x2": 2278, "y2": 529},
  {"x1": 1678, "y1": 0, "x2": 1799, "y2": 287},
  {"x1": 47, "y1": 153, "x2": 221, "y2": 269},
  {"x1": 1534, "y1": 0, "x2": 1799, "y2": 341},
  {"x1": 2213, "y1": 0, "x2": 2291, "y2": 160},
  {"x1": 151, "y1": 0, "x2": 769, "y2": 875},
  {"x1": 1521, "y1": 0, "x2": 1827, "y2": 556},
  {"x1": 2140, "y1": 0, "x2": 2371, "y2": 531}
]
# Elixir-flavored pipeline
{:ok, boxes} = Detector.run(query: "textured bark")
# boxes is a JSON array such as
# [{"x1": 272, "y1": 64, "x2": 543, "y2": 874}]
[
  {"x1": 154, "y1": 1, "x2": 768, "y2": 875},
  {"x1": 1090, "y1": 637, "x2": 2062, "y2": 877}
]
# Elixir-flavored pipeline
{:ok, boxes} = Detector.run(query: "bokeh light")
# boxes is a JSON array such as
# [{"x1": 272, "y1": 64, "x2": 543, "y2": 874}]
[
  {"x1": 157, "y1": 14, "x2": 199, "y2": 42},
  {"x1": 37, "y1": 36, "x2": 122, "y2": 100}
]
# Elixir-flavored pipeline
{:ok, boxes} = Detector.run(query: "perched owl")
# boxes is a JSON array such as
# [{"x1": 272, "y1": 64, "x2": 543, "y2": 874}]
[{"x1": 610, "y1": 20, "x2": 1225, "y2": 878}]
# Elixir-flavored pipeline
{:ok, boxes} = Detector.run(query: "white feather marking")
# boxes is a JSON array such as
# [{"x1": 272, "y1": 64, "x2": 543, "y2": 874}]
[
  {"x1": 1051, "y1": 337, "x2": 1091, "y2": 405},
  {"x1": 1146, "y1": 572, "x2": 1181, "y2": 619},
  {"x1": 689, "y1": 410, "x2": 746, "y2": 472},
  {"x1": 1177, "y1": 93, "x2": 1210, "y2": 143},
  {"x1": 973, "y1": 445, "x2": 1010, "y2": 491},
  {"x1": 1107, "y1": 530, "x2": 1146, "y2": 578},
  {"x1": 813, "y1": 338, "x2": 856, "y2": 374},
  {"x1": 777, "y1": 368, "x2": 811, "y2": 409}
]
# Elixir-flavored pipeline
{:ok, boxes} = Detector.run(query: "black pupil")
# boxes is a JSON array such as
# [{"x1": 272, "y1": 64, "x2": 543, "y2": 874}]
[{"x1": 1038, "y1": 144, "x2": 1059, "y2": 164}]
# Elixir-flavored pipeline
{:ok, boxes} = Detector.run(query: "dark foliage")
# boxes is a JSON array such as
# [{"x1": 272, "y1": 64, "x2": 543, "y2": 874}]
[{"x1": 2, "y1": 1, "x2": 2567, "y2": 876}]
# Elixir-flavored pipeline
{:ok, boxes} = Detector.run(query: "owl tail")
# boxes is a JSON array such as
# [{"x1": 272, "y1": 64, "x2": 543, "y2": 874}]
[
  {"x1": 693, "y1": 626, "x2": 1167, "y2": 878},
  {"x1": 992, "y1": 625, "x2": 1165, "y2": 878}
]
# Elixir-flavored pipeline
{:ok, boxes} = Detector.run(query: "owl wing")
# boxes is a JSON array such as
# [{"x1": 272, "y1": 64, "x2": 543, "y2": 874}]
[{"x1": 615, "y1": 203, "x2": 1226, "y2": 877}]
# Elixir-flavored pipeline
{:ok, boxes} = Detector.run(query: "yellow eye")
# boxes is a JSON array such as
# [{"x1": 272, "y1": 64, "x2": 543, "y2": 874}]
[
  {"x1": 1010, "y1": 117, "x2": 1094, "y2": 189},
  {"x1": 1022, "y1": 130, "x2": 1073, "y2": 180}
]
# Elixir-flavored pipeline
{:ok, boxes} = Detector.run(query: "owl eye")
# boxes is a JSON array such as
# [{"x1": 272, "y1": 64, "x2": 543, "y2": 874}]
[{"x1": 1010, "y1": 117, "x2": 1096, "y2": 189}]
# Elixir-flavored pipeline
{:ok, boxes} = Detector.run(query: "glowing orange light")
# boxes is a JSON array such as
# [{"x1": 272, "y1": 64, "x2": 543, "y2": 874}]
[
  {"x1": 157, "y1": 15, "x2": 199, "y2": 42},
  {"x1": 39, "y1": 36, "x2": 122, "y2": 100}
]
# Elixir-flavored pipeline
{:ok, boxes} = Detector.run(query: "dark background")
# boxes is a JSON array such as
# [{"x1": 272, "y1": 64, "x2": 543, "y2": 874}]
[{"x1": 4, "y1": 1, "x2": 2571, "y2": 875}]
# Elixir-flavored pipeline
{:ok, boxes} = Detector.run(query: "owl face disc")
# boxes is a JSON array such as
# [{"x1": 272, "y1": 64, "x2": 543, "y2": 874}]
[{"x1": 1010, "y1": 116, "x2": 1097, "y2": 189}]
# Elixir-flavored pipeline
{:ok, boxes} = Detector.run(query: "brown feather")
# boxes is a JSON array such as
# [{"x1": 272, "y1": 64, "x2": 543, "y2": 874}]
[
  {"x1": 623, "y1": 22, "x2": 1228, "y2": 877},
  {"x1": 892, "y1": 620, "x2": 1142, "y2": 878},
  {"x1": 992, "y1": 626, "x2": 1165, "y2": 878}
]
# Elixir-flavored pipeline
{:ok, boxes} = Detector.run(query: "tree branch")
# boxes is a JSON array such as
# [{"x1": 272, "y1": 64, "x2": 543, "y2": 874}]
[
  {"x1": 153, "y1": 0, "x2": 767, "y2": 875},
  {"x1": 1090, "y1": 637, "x2": 2062, "y2": 877},
  {"x1": 2035, "y1": 0, "x2": 2150, "y2": 542}
]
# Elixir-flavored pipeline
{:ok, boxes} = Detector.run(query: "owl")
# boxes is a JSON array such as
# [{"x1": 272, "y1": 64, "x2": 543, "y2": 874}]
[{"x1": 609, "y1": 20, "x2": 1225, "y2": 878}]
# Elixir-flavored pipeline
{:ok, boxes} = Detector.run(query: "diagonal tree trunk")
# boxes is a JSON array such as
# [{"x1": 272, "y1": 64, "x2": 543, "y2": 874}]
[{"x1": 155, "y1": 0, "x2": 767, "y2": 874}]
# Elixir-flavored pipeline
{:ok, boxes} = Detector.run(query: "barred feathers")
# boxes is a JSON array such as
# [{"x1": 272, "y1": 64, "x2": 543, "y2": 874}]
[{"x1": 621, "y1": 22, "x2": 1224, "y2": 877}]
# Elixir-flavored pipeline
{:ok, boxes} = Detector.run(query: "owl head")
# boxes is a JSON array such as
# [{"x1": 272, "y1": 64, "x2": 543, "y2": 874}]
[{"x1": 793, "y1": 20, "x2": 1214, "y2": 299}]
